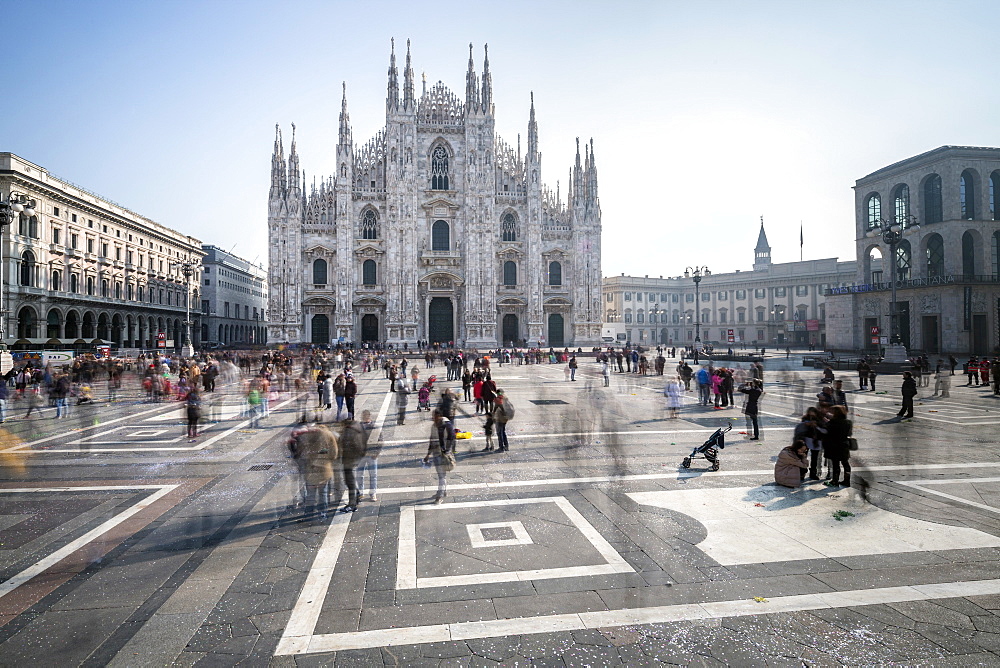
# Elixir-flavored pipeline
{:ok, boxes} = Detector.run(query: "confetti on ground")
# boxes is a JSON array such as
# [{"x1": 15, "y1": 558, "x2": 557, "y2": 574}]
[
  {"x1": 833, "y1": 510, "x2": 855, "y2": 521},
  {"x1": 754, "y1": 502, "x2": 765, "y2": 507},
  {"x1": 753, "y1": 597, "x2": 768, "y2": 603}
]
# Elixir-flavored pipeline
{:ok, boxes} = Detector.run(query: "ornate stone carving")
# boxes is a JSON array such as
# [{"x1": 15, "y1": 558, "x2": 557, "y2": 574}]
[
  {"x1": 862, "y1": 298, "x2": 881, "y2": 316},
  {"x1": 919, "y1": 294, "x2": 940, "y2": 313},
  {"x1": 972, "y1": 291, "x2": 987, "y2": 313},
  {"x1": 429, "y1": 276, "x2": 453, "y2": 290}
]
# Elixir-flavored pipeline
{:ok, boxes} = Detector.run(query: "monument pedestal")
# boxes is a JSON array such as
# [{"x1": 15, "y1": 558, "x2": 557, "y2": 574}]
[{"x1": 883, "y1": 343, "x2": 908, "y2": 363}]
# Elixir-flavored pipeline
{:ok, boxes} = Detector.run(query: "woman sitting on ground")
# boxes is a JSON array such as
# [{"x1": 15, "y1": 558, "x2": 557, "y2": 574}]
[{"x1": 774, "y1": 439, "x2": 810, "y2": 488}]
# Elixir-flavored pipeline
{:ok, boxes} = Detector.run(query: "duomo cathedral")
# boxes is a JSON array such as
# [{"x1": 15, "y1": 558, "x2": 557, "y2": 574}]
[{"x1": 267, "y1": 41, "x2": 603, "y2": 348}]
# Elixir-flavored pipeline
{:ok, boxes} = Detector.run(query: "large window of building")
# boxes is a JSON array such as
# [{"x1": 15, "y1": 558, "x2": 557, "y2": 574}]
[
  {"x1": 926, "y1": 234, "x2": 944, "y2": 277},
  {"x1": 963, "y1": 231, "x2": 976, "y2": 277},
  {"x1": 501, "y1": 213, "x2": 517, "y2": 242},
  {"x1": 312, "y1": 258, "x2": 328, "y2": 285},
  {"x1": 432, "y1": 220, "x2": 450, "y2": 251},
  {"x1": 895, "y1": 239, "x2": 911, "y2": 281},
  {"x1": 893, "y1": 184, "x2": 909, "y2": 224},
  {"x1": 923, "y1": 174, "x2": 943, "y2": 224},
  {"x1": 866, "y1": 193, "x2": 881, "y2": 228},
  {"x1": 362, "y1": 259, "x2": 377, "y2": 286},
  {"x1": 360, "y1": 209, "x2": 378, "y2": 239},
  {"x1": 503, "y1": 261, "x2": 517, "y2": 286},
  {"x1": 961, "y1": 170, "x2": 977, "y2": 220},
  {"x1": 992, "y1": 171, "x2": 1000, "y2": 221},
  {"x1": 431, "y1": 146, "x2": 449, "y2": 190},
  {"x1": 19, "y1": 251, "x2": 34, "y2": 287},
  {"x1": 548, "y1": 261, "x2": 562, "y2": 286}
]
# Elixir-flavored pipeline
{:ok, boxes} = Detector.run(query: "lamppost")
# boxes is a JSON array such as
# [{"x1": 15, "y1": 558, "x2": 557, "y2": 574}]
[
  {"x1": 684, "y1": 266, "x2": 710, "y2": 349},
  {"x1": 170, "y1": 259, "x2": 200, "y2": 358},
  {"x1": 650, "y1": 304, "x2": 664, "y2": 345},
  {"x1": 0, "y1": 192, "x2": 37, "y2": 346},
  {"x1": 865, "y1": 214, "x2": 919, "y2": 361}
]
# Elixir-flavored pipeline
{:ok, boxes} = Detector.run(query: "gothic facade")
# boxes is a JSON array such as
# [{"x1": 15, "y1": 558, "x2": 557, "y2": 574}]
[{"x1": 267, "y1": 42, "x2": 603, "y2": 349}]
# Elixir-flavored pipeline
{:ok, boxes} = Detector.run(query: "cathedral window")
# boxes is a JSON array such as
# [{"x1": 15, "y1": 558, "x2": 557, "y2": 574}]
[
  {"x1": 360, "y1": 209, "x2": 379, "y2": 239},
  {"x1": 431, "y1": 146, "x2": 450, "y2": 190},
  {"x1": 501, "y1": 213, "x2": 518, "y2": 242},
  {"x1": 313, "y1": 259, "x2": 328, "y2": 285},
  {"x1": 362, "y1": 259, "x2": 377, "y2": 286},
  {"x1": 432, "y1": 220, "x2": 450, "y2": 251},
  {"x1": 503, "y1": 261, "x2": 517, "y2": 287},
  {"x1": 548, "y1": 261, "x2": 562, "y2": 286}
]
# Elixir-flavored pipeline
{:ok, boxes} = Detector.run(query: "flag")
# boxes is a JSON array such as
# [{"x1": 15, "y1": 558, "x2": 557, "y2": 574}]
[{"x1": 800, "y1": 222, "x2": 803, "y2": 248}]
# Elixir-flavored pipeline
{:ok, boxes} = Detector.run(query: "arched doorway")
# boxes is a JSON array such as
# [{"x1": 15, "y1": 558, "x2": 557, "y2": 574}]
[
  {"x1": 46, "y1": 309, "x2": 61, "y2": 339},
  {"x1": 311, "y1": 314, "x2": 329, "y2": 345},
  {"x1": 112, "y1": 314, "x2": 124, "y2": 345},
  {"x1": 97, "y1": 313, "x2": 110, "y2": 340},
  {"x1": 17, "y1": 307, "x2": 36, "y2": 339},
  {"x1": 65, "y1": 311, "x2": 80, "y2": 339},
  {"x1": 660, "y1": 328, "x2": 669, "y2": 345},
  {"x1": 82, "y1": 312, "x2": 95, "y2": 339},
  {"x1": 502, "y1": 314, "x2": 519, "y2": 346},
  {"x1": 428, "y1": 297, "x2": 454, "y2": 346},
  {"x1": 361, "y1": 314, "x2": 379, "y2": 343},
  {"x1": 547, "y1": 313, "x2": 565, "y2": 347}
]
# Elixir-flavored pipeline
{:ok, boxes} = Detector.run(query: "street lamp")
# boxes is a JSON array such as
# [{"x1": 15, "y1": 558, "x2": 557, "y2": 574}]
[
  {"x1": 0, "y1": 192, "x2": 37, "y2": 345},
  {"x1": 684, "y1": 266, "x2": 710, "y2": 349},
  {"x1": 865, "y1": 214, "x2": 919, "y2": 359},
  {"x1": 170, "y1": 259, "x2": 200, "y2": 358}
]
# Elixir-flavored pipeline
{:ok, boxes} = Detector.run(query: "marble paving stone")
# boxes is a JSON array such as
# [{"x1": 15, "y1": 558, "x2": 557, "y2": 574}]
[
  {"x1": 358, "y1": 598, "x2": 497, "y2": 632},
  {"x1": 492, "y1": 590, "x2": 608, "y2": 619}
]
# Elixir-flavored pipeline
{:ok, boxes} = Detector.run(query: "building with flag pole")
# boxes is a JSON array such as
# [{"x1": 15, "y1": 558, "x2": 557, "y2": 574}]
[{"x1": 603, "y1": 219, "x2": 855, "y2": 348}]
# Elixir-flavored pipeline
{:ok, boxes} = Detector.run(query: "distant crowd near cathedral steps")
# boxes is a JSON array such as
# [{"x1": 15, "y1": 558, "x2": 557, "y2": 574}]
[{"x1": 267, "y1": 40, "x2": 603, "y2": 349}]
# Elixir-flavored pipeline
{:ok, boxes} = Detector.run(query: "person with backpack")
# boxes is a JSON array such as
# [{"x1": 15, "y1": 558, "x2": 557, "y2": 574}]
[
  {"x1": 424, "y1": 409, "x2": 456, "y2": 504},
  {"x1": 491, "y1": 389, "x2": 515, "y2": 452}
]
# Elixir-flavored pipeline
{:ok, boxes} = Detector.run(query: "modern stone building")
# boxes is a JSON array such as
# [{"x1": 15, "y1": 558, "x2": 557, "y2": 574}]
[
  {"x1": 200, "y1": 245, "x2": 267, "y2": 347},
  {"x1": 0, "y1": 153, "x2": 203, "y2": 351},
  {"x1": 267, "y1": 41, "x2": 603, "y2": 348},
  {"x1": 825, "y1": 146, "x2": 1000, "y2": 355},
  {"x1": 603, "y1": 222, "x2": 855, "y2": 347}
]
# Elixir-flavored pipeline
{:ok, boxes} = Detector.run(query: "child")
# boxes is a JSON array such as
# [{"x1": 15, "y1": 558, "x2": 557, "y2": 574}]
[{"x1": 481, "y1": 413, "x2": 495, "y2": 452}]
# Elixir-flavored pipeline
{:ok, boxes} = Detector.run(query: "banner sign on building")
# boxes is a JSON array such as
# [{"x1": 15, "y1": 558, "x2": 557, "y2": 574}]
[
  {"x1": 806, "y1": 319, "x2": 820, "y2": 331},
  {"x1": 965, "y1": 287, "x2": 972, "y2": 331}
]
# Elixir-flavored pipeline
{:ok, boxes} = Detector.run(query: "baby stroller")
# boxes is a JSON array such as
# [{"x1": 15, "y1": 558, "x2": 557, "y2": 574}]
[
  {"x1": 681, "y1": 424, "x2": 732, "y2": 471},
  {"x1": 417, "y1": 384, "x2": 431, "y2": 411},
  {"x1": 426, "y1": 375, "x2": 437, "y2": 391}
]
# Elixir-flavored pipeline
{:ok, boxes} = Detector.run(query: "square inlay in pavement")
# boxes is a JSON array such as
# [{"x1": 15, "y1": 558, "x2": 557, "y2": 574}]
[{"x1": 398, "y1": 497, "x2": 634, "y2": 589}]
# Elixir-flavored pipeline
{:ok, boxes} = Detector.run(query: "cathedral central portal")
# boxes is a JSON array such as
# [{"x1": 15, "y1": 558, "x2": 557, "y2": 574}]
[{"x1": 428, "y1": 297, "x2": 454, "y2": 346}]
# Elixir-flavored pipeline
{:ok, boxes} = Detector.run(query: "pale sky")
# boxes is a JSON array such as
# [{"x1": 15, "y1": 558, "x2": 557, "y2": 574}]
[{"x1": 4, "y1": 0, "x2": 999, "y2": 278}]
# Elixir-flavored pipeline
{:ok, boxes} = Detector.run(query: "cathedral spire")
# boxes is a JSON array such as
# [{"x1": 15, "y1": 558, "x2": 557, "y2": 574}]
[
  {"x1": 288, "y1": 122, "x2": 300, "y2": 196},
  {"x1": 481, "y1": 43, "x2": 492, "y2": 114},
  {"x1": 464, "y1": 42, "x2": 479, "y2": 114},
  {"x1": 386, "y1": 38, "x2": 399, "y2": 112},
  {"x1": 527, "y1": 92, "x2": 538, "y2": 158},
  {"x1": 269, "y1": 123, "x2": 286, "y2": 200},
  {"x1": 403, "y1": 39, "x2": 415, "y2": 109},
  {"x1": 339, "y1": 82, "x2": 352, "y2": 147},
  {"x1": 588, "y1": 137, "x2": 598, "y2": 200},
  {"x1": 754, "y1": 216, "x2": 772, "y2": 271}
]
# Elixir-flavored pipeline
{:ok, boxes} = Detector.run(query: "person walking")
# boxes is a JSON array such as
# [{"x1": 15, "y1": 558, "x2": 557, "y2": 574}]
[
  {"x1": 185, "y1": 386, "x2": 202, "y2": 439},
  {"x1": 696, "y1": 366, "x2": 711, "y2": 406},
  {"x1": 491, "y1": 389, "x2": 515, "y2": 452},
  {"x1": 602, "y1": 359, "x2": 611, "y2": 387},
  {"x1": 343, "y1": 373, "x2": 357, "y2": 420},
  {"x1": 823, "y1": 405, "x2": 853, "y2": 487},
  {"x1": 338, "y1": 417, "x2": 366, "y2": 512},
  {"x1": 297, "y1": 425, "x2": 339, "y2": 517},
  {"x1": 857, "y1": 360, "x2": 870, "y2": 390},
  {"x1": 355, "y1": 410, "x2": 379, "y2": 501},
  {"x1": 424, "y1": 409, "x2": 456, "y2": 504},
  {"x1": 664, "y1": 377, "x2": 682, "y2": 419},
  {"x1": 897, "y1": 371, "x2": 917, "y2": 419},
  {"x1": 332, "y1": 372, "x2": 346, "y2": 420},
  {"x1": 739, "y1": 379, "x2": 763, "y2": 440},
  {"x1": 933, "y1": 362, "x2": 950, "y2": 397},
  {"x1": 394, "y1": 374, "x2": 411, "y2": 425},
  {"x1": 569, "y1": 355, "x2": 578, "y2": 381}
]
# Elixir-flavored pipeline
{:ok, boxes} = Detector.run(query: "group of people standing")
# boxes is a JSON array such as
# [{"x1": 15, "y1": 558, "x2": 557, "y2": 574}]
[{"x1": 778, "y1": 404, "x2": 854, "y2": 489}]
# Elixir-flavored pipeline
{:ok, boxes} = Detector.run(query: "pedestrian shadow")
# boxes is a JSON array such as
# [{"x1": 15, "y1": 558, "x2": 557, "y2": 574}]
[{"x1": 740, "y1": 482, "x2": 839, "y2": 511}]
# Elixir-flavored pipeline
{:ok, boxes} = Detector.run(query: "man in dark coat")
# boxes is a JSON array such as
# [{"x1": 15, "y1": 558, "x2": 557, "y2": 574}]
[
  {"x1": 739, "y1": 379, "x2": 763, "y2": 440},
  {"x1": 897, "y1": 371, "x2": 917, "y2": 419}
]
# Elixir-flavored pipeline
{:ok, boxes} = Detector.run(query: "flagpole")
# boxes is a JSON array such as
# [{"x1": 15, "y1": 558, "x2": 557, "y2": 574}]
[{"x1": 800, "y1": 221, "x2": 803, "y2": 262}]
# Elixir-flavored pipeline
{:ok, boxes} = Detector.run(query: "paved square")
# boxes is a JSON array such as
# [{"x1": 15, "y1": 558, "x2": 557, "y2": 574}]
[
  {"x1": 397, "y1": 496, "x2": 633, "y2": 589},
  {"x1": 898, "y1": 476, "x2": 1000, "y2": 516}
]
